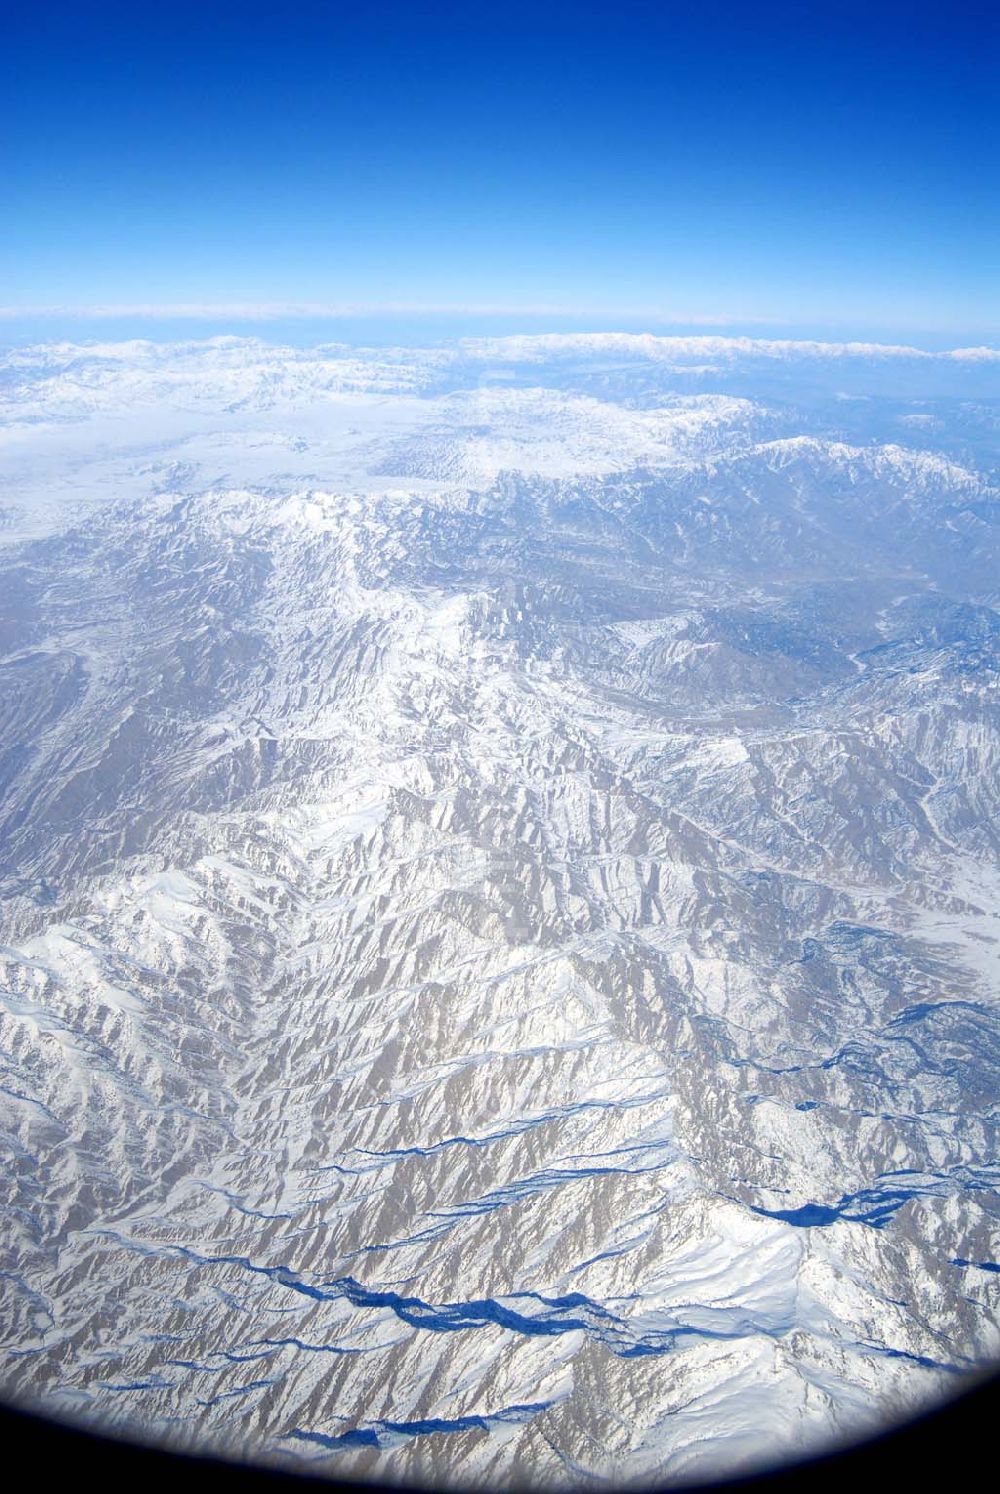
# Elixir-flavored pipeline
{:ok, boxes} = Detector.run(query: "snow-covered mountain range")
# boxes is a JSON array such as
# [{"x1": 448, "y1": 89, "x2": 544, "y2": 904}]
[{"x1": 0, "y1": 334, "x2": 998, "y2": 1486}]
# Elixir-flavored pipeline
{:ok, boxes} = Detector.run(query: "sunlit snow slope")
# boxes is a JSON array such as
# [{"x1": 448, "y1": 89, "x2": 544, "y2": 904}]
[{"x1": 0, "y1": 335, "x2": 998, "y2": 1486}]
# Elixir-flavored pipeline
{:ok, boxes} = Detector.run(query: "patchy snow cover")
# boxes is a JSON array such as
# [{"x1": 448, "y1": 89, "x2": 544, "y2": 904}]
[{"x1": 0, "y1": 334, "x2": 997, "y2": 1487}]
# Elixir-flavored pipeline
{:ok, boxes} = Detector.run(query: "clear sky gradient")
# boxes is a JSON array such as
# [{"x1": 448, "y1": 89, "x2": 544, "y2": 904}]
[{"x1": 3, "y1": 1, "x2": 998, "y2": 338}]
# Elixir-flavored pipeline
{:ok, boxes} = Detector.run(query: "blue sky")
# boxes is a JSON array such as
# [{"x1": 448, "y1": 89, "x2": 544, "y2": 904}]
[{"x1": 3, "y1": 1, "x2": 997, "y2": 339}]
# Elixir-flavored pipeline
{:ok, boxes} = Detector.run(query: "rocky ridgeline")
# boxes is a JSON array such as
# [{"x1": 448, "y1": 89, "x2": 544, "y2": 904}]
[{"x1": 0, "y1": 337, "x2": 997, "y2": 1485}]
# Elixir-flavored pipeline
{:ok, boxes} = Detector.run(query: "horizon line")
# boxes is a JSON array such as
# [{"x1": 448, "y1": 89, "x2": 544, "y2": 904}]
[
  {"x1": 0, "y1": 301, "x2": 777, "y2": 325},
  {"x1": 0, "y1": 301, "x2": 996, "y2": 339}
]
